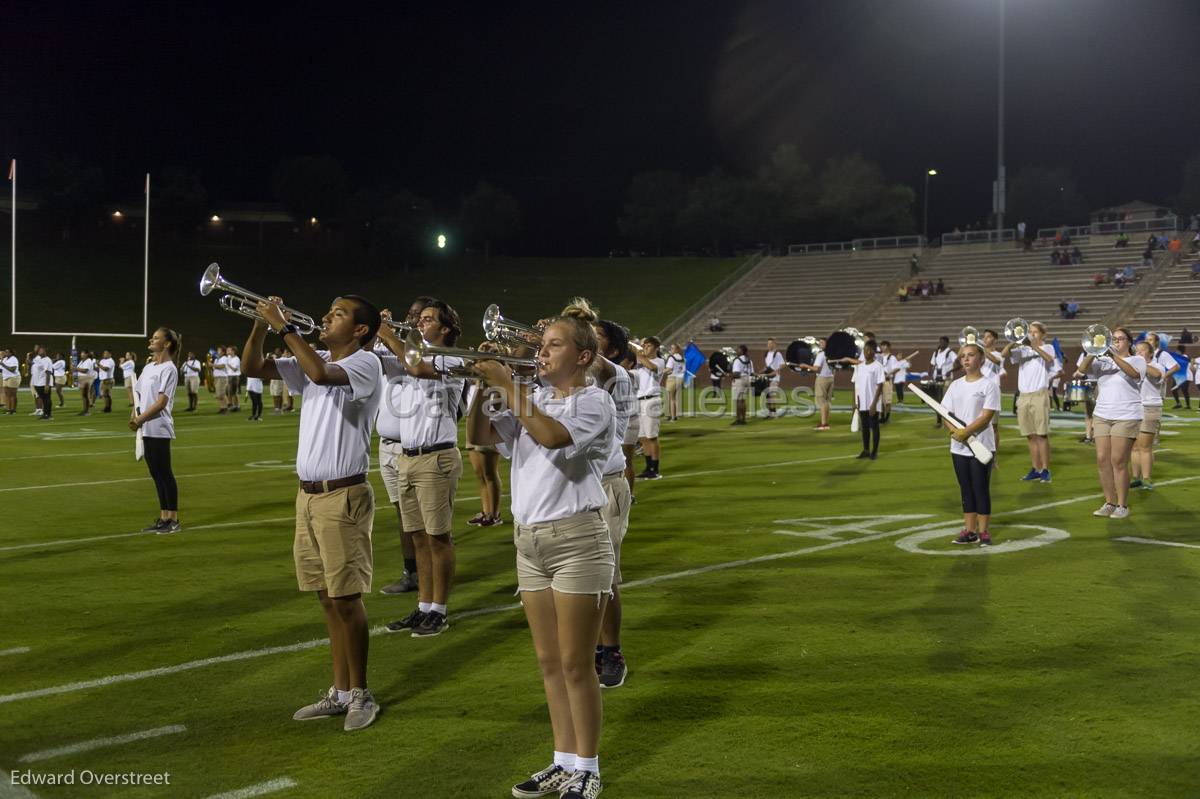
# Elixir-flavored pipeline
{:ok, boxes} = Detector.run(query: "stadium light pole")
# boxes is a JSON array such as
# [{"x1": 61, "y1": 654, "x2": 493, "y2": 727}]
[
  {"x1": 994, "y1": 0, "x2": 1006, "y2": 233},
  {"x1": 924, "y1": 169, "x2": 937, "y2": 242}
]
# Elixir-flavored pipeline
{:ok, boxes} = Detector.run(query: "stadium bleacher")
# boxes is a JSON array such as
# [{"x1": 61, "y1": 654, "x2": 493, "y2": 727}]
[{"x1": 1127, "y1": 251, "x2": 1200, "y2": 339}]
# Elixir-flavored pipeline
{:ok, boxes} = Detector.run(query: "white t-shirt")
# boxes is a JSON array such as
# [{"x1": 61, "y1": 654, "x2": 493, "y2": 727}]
[
  {"x1": 1154, "y1": 350, "x2": 1178, "y2": 387},
  {"x1": 599, "y1": 363, "x2": 635, "y2": 475},
  {"x1": 853, "y1": 360, "x2": 885, "y2": 410},
  {"x1": 1087, "y1": 355, "x2": 1146, "y2": 421},
  {"x1": 813, "y1": 350, "x2": 832, "y2": 379},
  {"x1": 1140, "y1": 358, "x2": 1164, "y2": 407},
  {"x1": 226, "y1": 355, "x2": 241, "y2": 377},
  {"x1": 275, "y1": 348, "x2": 383, "y2": 482},
  {"x1": 1190, "y1": 360, "x2": 1200, "y2": 386},
  {"x1": 52, "y1": 359, "x2": 66, "y2": 378},
  {"x1": 183, "y1": 359, "x2": 201, "y2": 378},
  {"x1": 121, "y1": 359, "x2": 137, "y2": 381},
  {"x1": 732, "y1": 355, "x2": 753, "y2": 379},
  {"x1": 878, "y1": 353, "x2": 897, "y2": 380},
  {"x1": 213, "y1": 356, "x2": 228, "y2": 377},
  {"x1": 492, "y1": 385, "x2": 616, "y2": 526},
  {"x1": 245, "y1": 377, "x2": 264, "y2": 394},
  {"x1": 30, "y1": 355, "x2": 53, "y2": 387},
  {"x1": 1009, "y1": 345, "x2": 1055, "y2": 393},
  {"x1": 892, "y1": 358, "x2": 909, "y2": 384},
  {"x1": 0, "y1": 355, "x2": 19, "y2": 380},
  {"x1": 98, "y1": 358, "x2": 116, "y2": 381},
  {"x1": 981, "y1": 349, "x2": 1006, "y2": 387},
  {"x1": 376, "y1": 352, "x2": 465, "y2": 447},
  {"x1": 135, "y1": 361, "x2": 180, "y2": 439},
  {"x1": 763, "y1": 350, "x2": 784, "y2": 382},
  {"x1": 664, "y1": 353, "x2": 685, "y2": 379},
  {"x1": 636, "y1": 357, "x2": 664, "y2": 398},
  {"x1": 931, "y1": 348, "x2": 956, "y2": 380},
  {"x1": 76, "y1": 358, "x2": 96, "y2": 380},
  {"x1": 942, "y1": 376, "x2": 1001, "y2": 456}
]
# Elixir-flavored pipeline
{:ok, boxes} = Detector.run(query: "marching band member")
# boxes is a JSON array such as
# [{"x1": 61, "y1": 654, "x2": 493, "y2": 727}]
[
  {"x1": 182, "y1": 352, "x2": 202, "y2": 412},
  {"x1": 1077, "y1": 327, "x2": 1144, "y2": 519},
  {"x1": 878, "y1": 341, "x2": 897, "y2": 422},
  {"x1": 120, "y1": 351, "x2": 138, "y2": 408},
  {"x1": 730, "y1": 344, "x2": 752, "y2": 426},
  {"x1": 1073, "y1": 351, "x2": 1096, "y2": 444},
  {"x1": 634, "y1": 336, "x2": 664, "y2": 478},
  {"x1": 1001, "y1": 322, "x2": 1055, "y2": 483},
  {"x1": 269, "y1": 348, "x2": 287, "y2": 415},
  {"x1": 225, "y1": 345, "x2": 242, "y2": 413},
  {"x1": 613, "y1": 332, "x2": 640, "y2": 501},
  {"x1": 663, "y1": 343, "x2": 685, "y2": 422},
  {"x1": 794, "y1": 337, "x2": 833, "y2": 430},
  {"x1": 97, "y1": 350, "x2": 116, "y2": 413},
  {"x1": 51, "y1": 352, "x2": 66, "y2": 407},
  {"x1": 929, "y1": 336, "x2": 956, "y2": 427},
  {"x1": 980, "y1": 330, "x2": 1005, "y2": 451},
  {"x1": 74, "y1": 350, "x2": 96, "y2": 416},
  {"x1": 943, "y1": 344, "x2": 1001, "y2": 546},
  {"x1": 1, "y1": 347, "x2": 21, "y2": 414},
  {"x1": 467, "y1": 309, "x2": 617, "y2": 799},
  {"x1": 465, "y1": 379, "x2": 505, "y2": 529},
  {"x1": 245, "y1": 373, "x2": 264, "y2": 421},
  {"x1": 1130, "y1": 339, "x2": 1164, "y2": 491},
  {"x1": 378, "y1": 299, "x2": 464, "y2": 637},
  {"x1": 763, "y1": 338, "x2": 785, "y2": 418},
  {"x1": 29, "y1": 346, "x2": 53, "y2": 421},
  {"x1": 130, "y1": 328, "x2": 182, "y2": 533},
  {"x1": 243, "y1": 292, "x2": 384, "y2": 732},
  {"x1": 1147, "y1": 334, "x2": 1179, "y2": 404},
  {"x1": 212, "y1": 347, "x2": 229, "y2": 413},
  {"x1": 841, "y1": 341, "x2": 884, "y2": 459}
]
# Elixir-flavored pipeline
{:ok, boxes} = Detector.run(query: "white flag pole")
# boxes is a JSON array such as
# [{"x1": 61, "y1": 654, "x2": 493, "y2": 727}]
[
  {"x1": 9, "y1": 159, "x2": 15, "y2": 336},
  {"x1": 143, "y1": 173, "x2": 150, "y2": 337}
]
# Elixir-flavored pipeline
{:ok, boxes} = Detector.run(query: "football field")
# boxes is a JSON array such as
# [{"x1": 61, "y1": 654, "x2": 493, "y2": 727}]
[{"x1": 2, "y1": 390, "x2": 1199, "y2": 798}]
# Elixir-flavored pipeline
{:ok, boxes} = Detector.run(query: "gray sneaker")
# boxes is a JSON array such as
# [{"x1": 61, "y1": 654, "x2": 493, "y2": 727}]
[
  {"x1": 343, "y1": 687, "x2": 379, "y2": 731},
  {"x1": 511, "y1": 764, "x2": 574, "y2": 798},
  {"x1": 598, "y1": 649, "x2": 627, "y2": 689},
  {"x1": 156, "y1": 520, "x2": 181, "y2": 535},
  {"x1": 293, "y1": 686, "x2": 347, "y2": 721},
  {"x1": 561, "y1": 770, "x2": 602, "y2": 799},
  {"x1": 379, "y1": 571, "x2": 417, "y2": 595}
]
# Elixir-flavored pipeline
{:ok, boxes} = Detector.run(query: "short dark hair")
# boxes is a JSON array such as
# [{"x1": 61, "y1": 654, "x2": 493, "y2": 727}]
[
  {"x1": 341, "y1": 295, "x2": 382, "y2": 348},
  {"x1": 984, "y1": 329, "x2": 998, "y2": 338},
  {"x1": 939, "y1": 336, "x2": 950, "y2": 345},
  {"x1": 596, "y1": 319, "x2": 631, "y2": 362},
  {"x1": 645, "y1": 336, "x2": 662, "y2": 350},
  {"x1": 422, "y1": 299, "x2": 461, "y2": 347},
  {"x1": 881, "y1": 340, "x2": 891, "y2": 347}
]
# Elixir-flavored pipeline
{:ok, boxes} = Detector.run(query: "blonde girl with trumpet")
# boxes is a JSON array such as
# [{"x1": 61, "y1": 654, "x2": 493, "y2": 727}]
[{"x1": 468, "y1": 303, "x2": 617, "y2": 799}]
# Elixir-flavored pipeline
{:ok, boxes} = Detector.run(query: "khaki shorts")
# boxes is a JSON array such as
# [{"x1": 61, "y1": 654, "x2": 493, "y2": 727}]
[
  {"x1": 100, "y1": 379, "x2": 113, "y2": 396},
  {"x1": 214, "y1": 376, "x2": 228, "y2": 395},
  {"x1": 882, "y1": 381, "x2": 894, "y2": 404},
  {"x1": 731, "y1": 375, "x2": 751, "y2": 401},
  {"x1": 184, "y1": 375, "x2": 200, "y2": 393},
  {"x1": 814, "y1": 376, "x2": 834, "y2": 409},
  {"x1": 514, "y1": 509, "x2": 614, "y2": 595},
  {"x1": 1139, "y1": 404, "x2": 1162, "y2": 435},
  {"x1": 600, "y1": 473, "x2": 631, "y2": 586},
  {"x1": 1017, "y1": 389, "x2": 1050, "y2": 437},
  {"x1": 1093, "y1": 415, "x2": 1141, "y2": 440},
  {"x1": 226, "y1": 376, "x2": 240, "y2": 397},
  {"x1": 54, "y1": 375, "x2": 66, "y2": 387},
  {"x1": 269, "y1": 379, "x2": 285, "y2": 397},
  {"x1": 294, "y1": 482, "x2": 375, "y2": 597},
  {"x1": 664, "y1": 375, "x2": 683, "y2": 399},
  {"x1": 2, "y1": 377, "x2": 19, "y2": 388},
  {"x1": 622, "y1": 414, "x2": 640, "y2": 446},
  {"x1": 638, "y1": 396, "x2": 661, "y2": 439},
  {"x1": 379, "y1": 441, "x2": 462, "y2": 535}
]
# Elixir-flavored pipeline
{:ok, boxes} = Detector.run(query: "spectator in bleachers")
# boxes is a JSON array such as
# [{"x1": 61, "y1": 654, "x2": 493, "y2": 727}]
[
  {"x1": 909, "y1": 253, "x2": 920, "y2": 276},
  {"x1": 1181, "y1": 327, "x2": 1195, "y2": 345},
  {"x1": 1142, "y1": 248, "x2": 1154, "y2": 267},
  {"x1": 1190, "y1": 261, "x2": 1200, "y2": 279},
  {"x1": 1114, "y1": 232, "x2": 1129, "y2": 248},
  {"x1": 1114, "y1": 272, "x2": 1127, "y2": 289},
  {"x1": 1070, "y1": 247, "x2": 1084, "y2": 265},
  {"x1": 898, "y1": 285, "x2": 908, "y2": 302},
  {"x1": 1146, "y1": 235, "x2": 1158, "y2": 251},
  {"x1": 920, "y1": 281, "x2": 931, "y2": 298},
  {"x1": 709, "y1": 316, "x2": 724, "y2": 332},
  {"x1": 1157, "y1": 234, "x2": 1170, "y2": 250},
  {"x1": 1093, "y1": 271, "x2": 1108, "y2": 288},
  {"x1": 1050, "y1": 249, "x2": 1063, "y2": 265},
  {"x1": 1059, "y1": 301, "x2": 1080, "y2": 320},
  {"x1": 936, "y1": 278, "x2": 946, "y2": 295},
  {"x1": 1123, "y1": 264, "x2": 1136, "y2": 282},
  {"x1": 1168, "y1": 236, "x2": 1183, "y2": 264}
]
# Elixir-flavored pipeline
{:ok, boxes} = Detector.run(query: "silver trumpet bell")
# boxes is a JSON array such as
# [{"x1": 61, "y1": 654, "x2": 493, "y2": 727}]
[
  {"x1": 1081, "y1": 323, "x2": 1113, "y2": 357},
  {"x1": 403, "y1": 330, "x2": 539, "y2": 376},
  {"x1": 1003, "y1": 317, "x2": 1030, "y2": 345},
  {"x1": 199, "y1": 263, "x2": 319, "y2": 334},
  {"x1": 482, "y1": 304, "x2": 541, "y2": 348},
  {"x1": 958, "y1": 326, "x2": 980, "y2": 346}
]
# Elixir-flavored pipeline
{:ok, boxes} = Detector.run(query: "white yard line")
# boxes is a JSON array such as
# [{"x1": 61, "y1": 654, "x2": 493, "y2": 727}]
[
  {"x1": 202, "y1": 778, "x2": 297, "y2": 799},
  {"x1": 0, "y1": 647, "x2": 31, "y2": 657},
  {"x1": 1000, "y1": 475, "x2": 1200, "y2": 517},
  {"x1": 0, "y1": 468, "x2": 301, "y2": 494},
  {"x1": 1114, "y1": 536, "x2": 1200, "y2": 550},
  {"x1": 18, "y1": 724, "x2": 186, "y2": 763},
  {"x1": 0, "y1": 771, "x2": 40, "y2": 799},
  {"x1": 0, "y1": 439, "x2": 294, "y2": 462}
]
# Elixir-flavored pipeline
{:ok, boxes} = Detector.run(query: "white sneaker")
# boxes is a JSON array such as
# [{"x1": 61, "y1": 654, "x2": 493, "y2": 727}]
[
  {"x1": 292, "y1": 686, "x2": 347, "y2": 721},
  {"x1": 343, "y1": 687, "x2": 379, "y2": 731},
  {"x1": 1109, "y1": 505, "x2": 1130, "y2": 519},
  {"x1": 1092, "y1": 503, "x2": 1116, "y2": 517}
]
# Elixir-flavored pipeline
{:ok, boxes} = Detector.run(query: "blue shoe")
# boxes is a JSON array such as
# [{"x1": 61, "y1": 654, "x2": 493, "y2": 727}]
[
  {"x1": 1040, "y1": 469, "x2": 1052, "y2": 483},
  {"x1": 1020, "y1": 468, "x2": 1040, "y2": 481}
]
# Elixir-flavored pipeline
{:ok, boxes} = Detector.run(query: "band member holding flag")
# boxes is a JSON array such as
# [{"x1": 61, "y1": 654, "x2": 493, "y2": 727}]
[{"x1": 942, "y1": 343, "x2": 1001, "y2": 546}]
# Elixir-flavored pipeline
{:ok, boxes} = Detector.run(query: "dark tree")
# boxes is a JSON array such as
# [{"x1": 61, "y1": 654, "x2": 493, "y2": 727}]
[
  {"x1": 272, "y1": 156, "x2": 349, "y2": 224},
  {"x1": 460, "y1": 181, "x2": 521, "y2": 262},
  {"x1": 750, "y1": 144, "x2": 818, "y2": 249},
  {"x1": 679, "y1": 169, "x2": 749, "y2": 255},
  {"x1": 816, "y1": 154, "x2": 914, "y2": 241},
  {"x1": 617, "y1": 170, "x2": 688, "y2": 255}
]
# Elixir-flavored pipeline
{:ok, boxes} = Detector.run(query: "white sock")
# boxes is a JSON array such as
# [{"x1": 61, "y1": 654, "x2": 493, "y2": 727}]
[
  {"x1": 554, "y1": 751, "x2": 576, "y2": 770},
  {"x1": 574, "y1": 755, "x2": 599, "y2": 776},
  {"x1": 336, "y1": 689, "x2": 352, "y2": 704},
  {"x1": 431, "y1": 602, "x2": 448, "y2": 616},
  {"x1": 418, "y1": 602, "x2": 432, "y2": 613}
]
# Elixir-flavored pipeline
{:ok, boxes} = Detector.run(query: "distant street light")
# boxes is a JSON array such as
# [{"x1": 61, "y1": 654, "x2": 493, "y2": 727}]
[
  {"x1": 436, "y1": 233, "x2": 447, "y2": 249},
  {"x1": 310, "y1": 217, "x2": 318, "y2": 225},
  {"x1": 924, "y1": 169, "x2": 938, "y2": 242},
  {"x1": 210, "y1": 215, "x2": 221, "y2": 223},
  {"x1": 112, "y1": 210, "x2": 123, "y2": 220}
]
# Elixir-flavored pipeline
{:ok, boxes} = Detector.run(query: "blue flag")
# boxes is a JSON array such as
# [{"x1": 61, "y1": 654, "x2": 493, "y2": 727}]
[
  {"x1": 1167, "y1": 350, "x2": 1190, "y2": 387},
  {"x1": 1051, "y1": 336, "x2": 1065, "y2": 364},
  {"x1": 683, "y1": 342, "x2": 705, "y2": 387}
]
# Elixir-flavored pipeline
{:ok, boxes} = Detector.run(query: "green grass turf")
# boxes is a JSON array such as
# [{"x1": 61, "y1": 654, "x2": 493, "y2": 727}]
[{"x1": 2, "y1": 389, "x2": 1199, "y2": 797}]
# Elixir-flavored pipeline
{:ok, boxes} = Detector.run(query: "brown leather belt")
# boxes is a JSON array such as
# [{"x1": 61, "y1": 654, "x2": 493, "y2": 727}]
[{"x1": 299, "y1": 473, "x2": 367, "y2": 494}]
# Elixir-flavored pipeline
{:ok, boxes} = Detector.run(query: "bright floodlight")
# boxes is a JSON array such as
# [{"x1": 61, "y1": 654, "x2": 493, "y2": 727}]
[
  {"x1": 210, "y1": 215, "x2": 221, "y2": 223},
  {"x1": 436, "y1": 234, "x2": 447, "y2": 249},
  {"x1": 310, "y1": 216, "x2": 318, "y2": 225},
  {"x1": 112, "y1": 210, "x2": 123, "y2": 219},
  {"x1": 928, "y1": 169, "x2": 938, "y2": 176}
]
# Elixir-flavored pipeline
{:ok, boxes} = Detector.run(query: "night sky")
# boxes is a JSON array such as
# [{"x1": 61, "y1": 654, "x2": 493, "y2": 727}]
[{"x1": 5, "y1": 0, "x2": 1200, "y2": 252}]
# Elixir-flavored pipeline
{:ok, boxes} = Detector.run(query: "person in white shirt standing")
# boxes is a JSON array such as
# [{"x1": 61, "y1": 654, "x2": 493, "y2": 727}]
[
  {"x1": 762, "y1": 338, "x2": 785, "y2": 419},
  {"x1": 131, "y1": 328, "x2": 182, "y2": 533},
  {"x1": 1077, "y1": 327, "x2": 1145, "y2": 519},
  {"x1": 243, "y1": 291, "x2": 384, "y2": 732},
  {"x1": 120, "y1": 351, "x2": 138, "y2": 408},
  {"x1": 929, "y1": 336, "x2": 957, "y2": 428},
  {"x1": 980, "y1": 329, "x2": 1006, "y2": 453},
  {"x1": 1001, "y1": 322, "x2": 1056, "y2": 482},
  {"x1": 51, "y1": 352, "x2": 66, "y2": 408},
  {"x1": 74, "y1": 350, "x2": 97, "y2": 416},
  {"x1": 467, "y1": 310, "x2": 617, "y2": 799},
  {"x1": 662, "y1": 343, "x2": 685, "y2": 422},
  {"x1": 943, "y1": 344, "x2": 1001, "y2": 546},
  {"x1": 97, "y1": 350, "x2": 117, "y2": 413},
  {"x1": 29, "y1": 346, "x2": 54, "y2": 421},
  {"x1": 1130, "y1": 339, "x2": 1165, "y2": 491},
  {"x1": 794, "y1": 338, "x2": 833, "y2": 430},
  {"x1": 877, "y1": 341, "x2": 898, "y2": 423},
  {"x1": 377, "y1": 299, "x2": 465, "y2": 639},
  {"x1": 730, "y1": 344, "x2": 753, "y2": 426},
  {"x1": 225, "y1": 346, "x2": 242, "y2": 413},
  {"x1": 841, "y1": 340, "x2": 885, "y2": 460},
  {"x1": 212, "y1": 349, "x2": 229, "y2": 414},
  {"x1": 634, "y1": 336, "x2": 664, "y2": 478},
  {"x1": 245, "y1": 374, "x2": 264, "y2": 420},
  {"x1": 181, "y1": 352, "x2": 202, "y2": 412},
  {"x1": 1, "y1": 347, "x2": 21, "y2": 414}
]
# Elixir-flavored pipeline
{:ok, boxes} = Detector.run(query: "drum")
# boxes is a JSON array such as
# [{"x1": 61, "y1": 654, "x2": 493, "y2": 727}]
[
  {"x1": 1066, "y1": 380, "x2": 1091, "y2": 404},
  {"x1": 785, "y1": 339, "x2": 814, "y2": 369},
  {"x1": 752, "y1": 375, "x2": 770, "y2": 396},
  {"x1": 919, "y1": 378, "x2": 945, "y2": 402}
]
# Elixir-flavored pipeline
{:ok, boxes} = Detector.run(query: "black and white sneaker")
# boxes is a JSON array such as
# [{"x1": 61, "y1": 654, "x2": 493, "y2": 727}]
[
  {"x1": 141, "y1": 519, "x2": 167, "y2": 533},
  {"x1": 511, "y1": 764, "x2": 574, "y2": 798},
  {"x1": 384, "y1": 609, "x2": 426, "y2": 633},
  {"x1": 411, "y1": 610, "x2": 449, "y2": 638},
  {"x1": 156, "y1": 520, "x2": 181, "y2": 535},
  {"x1": 561, "y1": 770, "x2": 602, "y2": 799}
]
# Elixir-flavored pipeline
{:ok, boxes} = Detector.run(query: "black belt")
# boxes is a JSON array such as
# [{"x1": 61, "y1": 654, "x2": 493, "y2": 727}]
[
  {"x1": 638, "y1": 394, "x2": 659, "y2": 400},
  {"x1": 401, "y1": 441, "x2": 456, "y2": 457},
  {"x1": 299, "y1": 473, "x2": 366, "y2": 494}
]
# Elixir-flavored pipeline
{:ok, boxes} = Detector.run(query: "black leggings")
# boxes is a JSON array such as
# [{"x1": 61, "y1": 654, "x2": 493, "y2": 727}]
[
  {"x1": 35, "y1": 386, "x2": 51, "y2": 418},
  {"x1": 858, "y1": 410, "x2": 880, "y2": 454},
  {"x1": 1172, "y1": 383, "x2": 1191, "y2": 407},
  {"x1": 249, "y1": 390, "x2": 263, "y2": 417},
  {"x1": 952, "y1": 453, "x2": 991, "y2": 515},
  {"x1": 143, "y1": 436, "x2": 178, "y2": 512}
]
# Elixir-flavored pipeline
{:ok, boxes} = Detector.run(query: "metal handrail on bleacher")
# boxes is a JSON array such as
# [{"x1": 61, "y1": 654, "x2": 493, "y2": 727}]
[
  {"x1": 941, "y1": 228, "x2": 1015, "y2": 245},
  {"x1": 1036, "y1": 216, "x2": 1179, "y2": 239},
  {"x1": 786, "y1": 234, "x2": 925, "y2": 255}
]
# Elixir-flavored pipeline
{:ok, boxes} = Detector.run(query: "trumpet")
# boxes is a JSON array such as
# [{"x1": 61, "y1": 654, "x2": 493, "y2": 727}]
[
  {"x1": 403, "y1": 330, "x2": 538, "y2": 377},
  {"x1": 958, "y1": 326, "x2": 980, "y2": 346},
  {"x1": 1081, "y1": 323, "x2": 1112, "y2": 357},
  {"x1": 483, "y1": 304, "x2": 542, "y2": 348},
  {"x1": 199, "y1": 263, "x2": 319, "y2": 334},
  {"x1": 1003, "y1": 317, "x2": 1030, "y2": 345}
]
